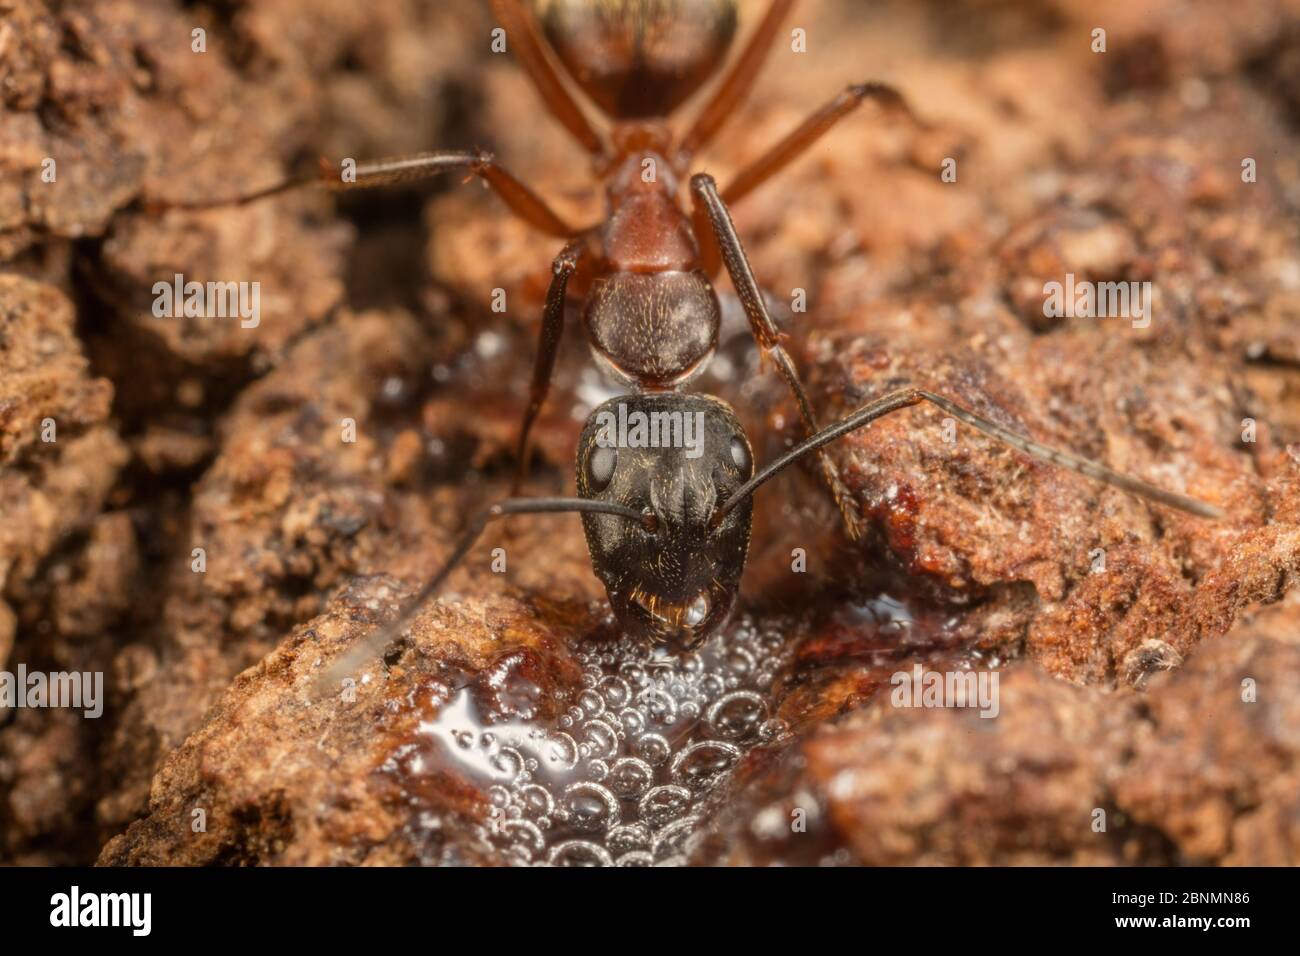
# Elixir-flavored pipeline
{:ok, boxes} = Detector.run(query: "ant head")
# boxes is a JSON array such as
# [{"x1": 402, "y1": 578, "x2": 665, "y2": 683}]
[
  {"x1": 536, "y1": 0, "x2": 739, "y2": 121},
  {"x1": 577, "y1": 392, "x2": 753, "y2": 649}
]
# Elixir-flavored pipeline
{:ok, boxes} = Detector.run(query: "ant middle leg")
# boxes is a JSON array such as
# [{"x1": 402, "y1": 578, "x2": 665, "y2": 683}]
[
  {"x1": 722, "y1": 82, "x2": 925, "y2": 207},
  {"x1": 512, "y1": 239, "x2": 587, "y2": 496},
  {"x1": 151, "y1": 150, "x2": 577, "y2": 238},
  {"x1": 690, "y1": 172, "x2": 864, "y2": 540}
]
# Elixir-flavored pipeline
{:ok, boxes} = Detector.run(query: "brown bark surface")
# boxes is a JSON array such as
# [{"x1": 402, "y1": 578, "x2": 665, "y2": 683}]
[{"x1": 1, "y1": 0, "x2": 1297, "y2": 865}]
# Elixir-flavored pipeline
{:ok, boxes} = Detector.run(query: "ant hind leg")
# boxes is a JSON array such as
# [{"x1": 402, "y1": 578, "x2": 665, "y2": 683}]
[
  {"x1": 489, "y1": 0, "x2": 607, "y2": 157},
  {"x1": 721, "y1": 82, "x2": 927, "y2": 207},
  {"x1": 676, "y1": 0, "x2": 798, "y2": 164}
]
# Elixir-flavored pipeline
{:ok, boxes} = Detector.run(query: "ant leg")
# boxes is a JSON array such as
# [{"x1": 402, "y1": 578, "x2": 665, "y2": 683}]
[
  {"x1": 512, "y1": 240, "x2": 586, "y2": 495},
  {"x1": 152, "y1": 150, "x2": 577, "y2": 238},
  {"x1": 676, "y1": 0, "x2": 798, "y2": 163},
  {"x1": 489, "y1": 0, "x2": 606, "y2": 158},
  {"x1": 714, "y1": 388, "x2": 1226, "y2": 525},
  {"x1": 316, "y1": 496, "x2": 646, "y2": 694},
  {"x1": 690, "y1": 172, "x2": 864, "y2": 539},
  {"x1": 722, "y1": 82, "x2": 924, "y2": 206}
]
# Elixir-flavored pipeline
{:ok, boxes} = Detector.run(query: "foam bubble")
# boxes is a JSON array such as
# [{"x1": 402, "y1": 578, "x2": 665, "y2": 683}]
[{"x1": 390, "y1": 616, "x2": 794, "y2": 866}]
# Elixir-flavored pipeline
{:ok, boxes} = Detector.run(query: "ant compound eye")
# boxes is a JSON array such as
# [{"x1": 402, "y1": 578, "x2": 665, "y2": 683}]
[
  {"x1": 729, "y1": 435, "x2": 752, "y2": 476},
  {"x1": 587, "y1": 444, "x2": 617, "y2": 491}
]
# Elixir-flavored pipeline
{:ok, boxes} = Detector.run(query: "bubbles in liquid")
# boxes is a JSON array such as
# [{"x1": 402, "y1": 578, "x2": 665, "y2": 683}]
[
  {"x1": 520, "y1": 784, "x2": 553, "y2": 819},
  {"x1": 546, "y1": 732, "x2": 579, "y2": 770},
  {"x1": 581, "y1": 718, "x2": 620, "y2": 760},
  {"x1": 633, "y1": 732, "x2": 672, "y2": 766},
  {"x1": 606, "y1": 822, "x2": 651, "y2": 853},
  {"x1": 392, "y1": 616, "x2": 793, "y2": 866},
  {"x1": 577, "y1": 689, "x2": 606, "y2": 717},
  {"x1": 638, "y1": 784, "x2": 692, "y2": 828},
  {"x1": 562, "y1": 782, "x2": 620, "y2": 831},
  {"x1": 615, "y1": 850, "x2": 653, "y2": 867},
  {"x1": 607, "y1": 757, "x2": 654, "y2": 798},
  {"x1": 670, "y1": 740, "x2": 741, "y2": 791},
  {"x1": 705, "y1": 690, "x2": 767, "y2": 741},
  {"x1": 639, "y1": 687, "x2": 678, "y2": 725},
  {"x1": 599, "y1": 676, "x2": 632, "y2": 708},
  {"x1": 547, "y1": 840, "x2": 613, "y2": 867}
]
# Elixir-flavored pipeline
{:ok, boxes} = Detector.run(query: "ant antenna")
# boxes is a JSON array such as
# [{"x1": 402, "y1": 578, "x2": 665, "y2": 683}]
[
  {"x1": 314, "y1": 497, "x2": 647, "y2": 696},
  {"x1": 714, "y1": 388, "x2": 1226, "y2": 525}
]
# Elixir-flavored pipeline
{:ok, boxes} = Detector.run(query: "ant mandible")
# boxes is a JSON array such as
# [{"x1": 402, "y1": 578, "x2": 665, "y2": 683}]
[{"x1": 160, "y1": 0, "x2": 928, "y2": 537}]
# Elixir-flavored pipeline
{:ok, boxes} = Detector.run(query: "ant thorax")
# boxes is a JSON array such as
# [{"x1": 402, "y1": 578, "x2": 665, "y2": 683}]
[{"x1": 585, "y1": 147, "x2": 721, "y2": 389}]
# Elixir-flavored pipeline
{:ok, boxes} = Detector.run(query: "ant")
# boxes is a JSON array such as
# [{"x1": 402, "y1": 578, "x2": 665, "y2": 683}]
[
  {"x1": 149, "y1": 0, "x2": 1225, "y2": 683},
  {"x1": 158, "y1": 0, "x2": 930, "y2": 535},
  {"x1": 320, "y1": 386, "x2": 1223, "y2": 685}
]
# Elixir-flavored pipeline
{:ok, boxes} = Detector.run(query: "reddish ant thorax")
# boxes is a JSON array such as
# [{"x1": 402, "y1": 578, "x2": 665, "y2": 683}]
[{"x1": 586, "y1": 123, "x2": 721, "y2": 390}]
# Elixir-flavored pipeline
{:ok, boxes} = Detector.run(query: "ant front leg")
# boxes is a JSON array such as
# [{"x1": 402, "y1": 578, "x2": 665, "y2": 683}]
[
  {"x1": 151, "y1": 149, "x2": 577, "y2": 239},
  {"x1": 512, "y1": 239, "x2": 587, "y2": 496},
  {"x1": 690, "y1": 173, "x2": 864, "y2": 540}
]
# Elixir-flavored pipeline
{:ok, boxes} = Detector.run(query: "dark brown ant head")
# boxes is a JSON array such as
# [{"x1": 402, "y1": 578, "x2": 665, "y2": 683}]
[
  {"x1": 535, "y1": 0, "x2": 739, "y2": 120},
  {"x1": 577, "y1": 392, "x2": 753, "y2": 649}
]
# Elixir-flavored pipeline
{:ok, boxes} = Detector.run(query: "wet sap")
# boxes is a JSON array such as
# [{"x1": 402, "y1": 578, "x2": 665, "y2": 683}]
[
  {"x1": 380, "y1": 616, "x2": 797, "y2": 866},
  {"x1": 375, "y1": 592, "x2": 954, "y2": 866}
]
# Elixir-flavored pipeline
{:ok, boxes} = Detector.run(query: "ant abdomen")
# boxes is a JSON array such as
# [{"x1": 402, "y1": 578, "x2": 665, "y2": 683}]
[
  {"x1": 536, "y1": 0, "x2": 740, "y2": 119},
  {"x1": 584, "y1": 270, "x2": 721, "y2": 387}
]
